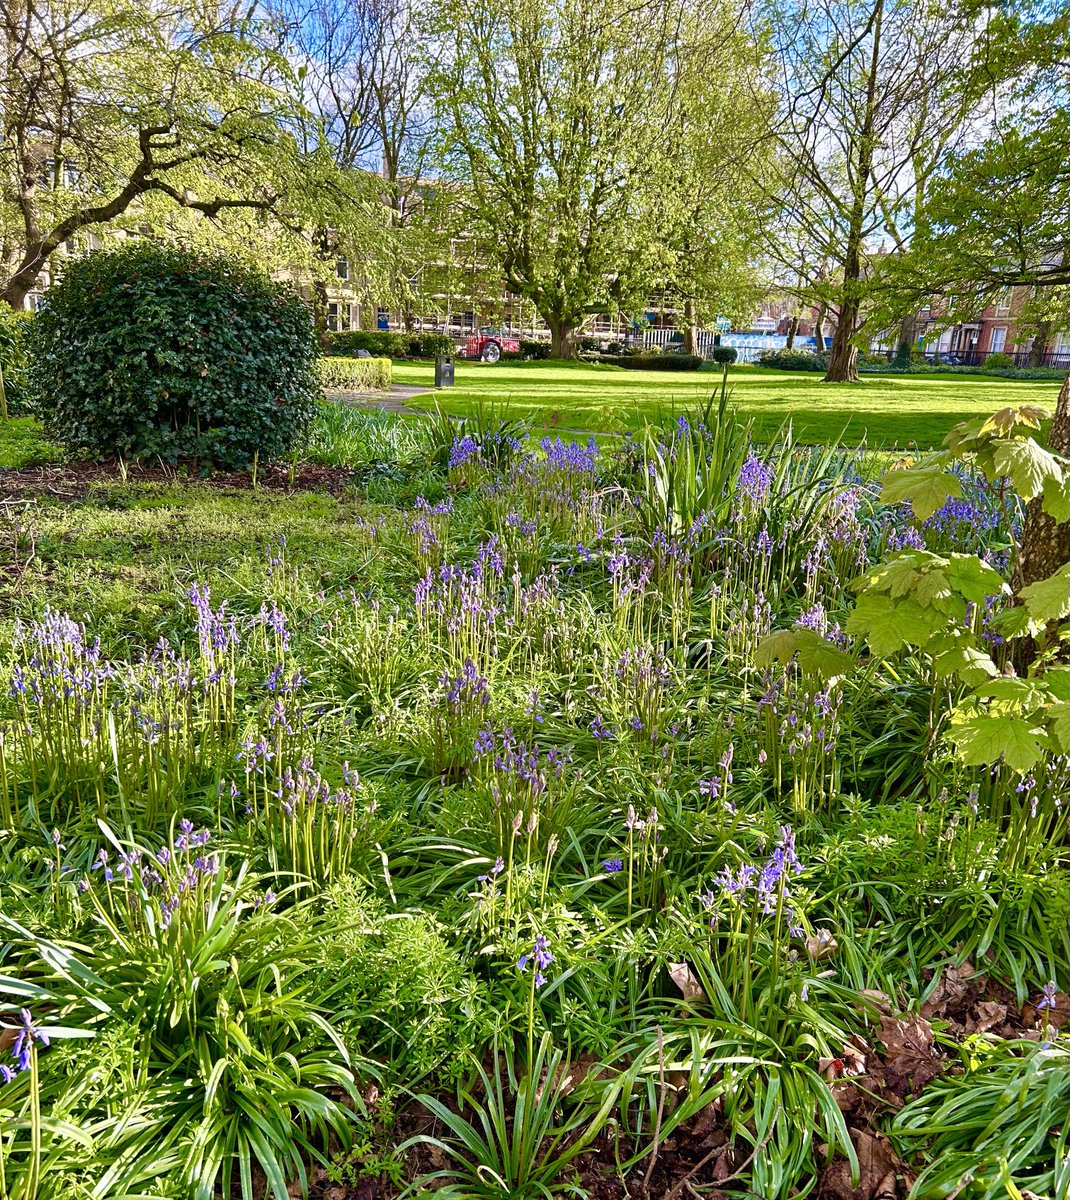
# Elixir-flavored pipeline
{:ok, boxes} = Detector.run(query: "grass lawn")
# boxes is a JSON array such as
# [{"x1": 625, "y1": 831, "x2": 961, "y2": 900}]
[{"x1": 393, "y1": 359, "x2": 1063, "y2": 448}]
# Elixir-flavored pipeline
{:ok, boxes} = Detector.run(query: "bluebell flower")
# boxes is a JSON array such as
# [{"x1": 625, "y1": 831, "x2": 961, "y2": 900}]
[{"x1": 603, "y1": 858, "x2": 624, "y2": 873}]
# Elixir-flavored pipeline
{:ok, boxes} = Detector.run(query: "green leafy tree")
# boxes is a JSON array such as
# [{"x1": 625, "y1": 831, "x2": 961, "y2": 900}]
[
  {"x1": 0, "y1": 0, "x2": 381, "y2": 310},
  {"x1": 847, "y1": 403, "x2": 1070, "y2": 771},
  {"x1": 427, "y1": 0, "x2": 764, "y2": 358},
  {"x1": 766, "y1": 0, "x2": 976, "y2": 381},
  {"x1": 658, "y1": 21, "x2": 778, "y2": 355}
]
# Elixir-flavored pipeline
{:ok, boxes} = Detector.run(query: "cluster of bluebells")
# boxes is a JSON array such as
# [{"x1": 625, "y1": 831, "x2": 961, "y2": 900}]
[
  {"x1": 273, "y1": 759, "x2": 363, "y2": 820},
  {"x1": 189, "y1": 584, "x2": 240, "y2": 660},
  {"x1": 539, "y1": 435, "x2": 599, "y2": 474},
  {"x1": 758, "y1": 670, "x2": 843, "y2": 759},
  {"x1": 795, "y1": 601, "x2": 847, "y2": 647},
  {"x1": 517, "y1": 933, "x2": 554, "y2": 988},
  {"x1": 79, "y1": 819, "x2": 218, "y2": 932},
  {"x1": 8, "y1": 609, "x2": 110, "y2": 706},
  {"x1": 699, "y1": 744, "x2": 736, "y2": 812},
  {"x1": 440, "y1": 658, "x2": 490, "y2": 710},
  {"x1": 410, "y1": 495, "x2": 454, "y2": 560},
  {"x1": 703, "y1": 826, "x2": 804, "y2": 930},
  {"x1": 0, "y1": 1009, "x2": 49, "y2": 1086},
  {"x1": 736, "y1": 452, "x2": 773, "y2": 507},
  {"x1": 473, "y1": 727, "x2": 572, "y2": 800}
]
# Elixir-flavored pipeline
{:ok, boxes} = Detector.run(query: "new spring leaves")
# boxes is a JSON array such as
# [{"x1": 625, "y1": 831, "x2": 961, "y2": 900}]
[{"x1": 758, "y1": 405, "x2": 1070, "y2": 773}]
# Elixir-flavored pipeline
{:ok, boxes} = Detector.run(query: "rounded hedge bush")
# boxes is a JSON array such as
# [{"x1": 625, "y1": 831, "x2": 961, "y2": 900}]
[
  {"x1": 27, "y1": 243, "x2": 319, "y2": 468},
  {"x1": 712, "y1": 345, "x2": 738, "y2": 365}
]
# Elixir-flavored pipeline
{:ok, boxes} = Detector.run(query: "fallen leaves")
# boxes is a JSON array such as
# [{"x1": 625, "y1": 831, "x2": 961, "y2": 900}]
[
  {"x1": 878, "y1": 1014, "x2": 943, "y2": 1094},
  {"x1": 819, "y1": 1131, "x2": 910, "y2": 1200}
]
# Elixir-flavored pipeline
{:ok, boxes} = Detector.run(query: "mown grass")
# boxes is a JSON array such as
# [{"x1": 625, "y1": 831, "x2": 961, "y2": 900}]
[{"x1": 392, "y1": 359, "x2": 1063, "y2": 448}]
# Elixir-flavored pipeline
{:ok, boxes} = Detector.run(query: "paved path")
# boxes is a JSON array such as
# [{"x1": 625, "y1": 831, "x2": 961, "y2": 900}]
[{"x1": 326, "y1": 384, "x2": 434, "y2": 413}]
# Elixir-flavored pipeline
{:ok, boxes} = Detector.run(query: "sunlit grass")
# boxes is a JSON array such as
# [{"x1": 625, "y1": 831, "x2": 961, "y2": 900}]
[{"x1": 392, "y1": 359, "x2": 1062, "y2": 448}]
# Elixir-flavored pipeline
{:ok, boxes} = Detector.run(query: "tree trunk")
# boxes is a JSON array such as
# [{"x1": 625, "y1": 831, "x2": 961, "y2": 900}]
[
  {"x1": 312, "y1": 280, "x2": 330, "y2": 350},
  {"x1": 813, "y1": 306, "x2": 826, "y2": 350},
  {"x1": 823, "y1": 0, "x2": 882, "y2": 386},
  {"x1": 785, "y1": 312, "x2": 799, "y2": 351},
  {"x1": 682, "y1": 297, "x2": 698, "y2": 356},
  {"x1": 1027, "y1": 320, "x2": 1052, "y2": 368},
  {"x1": 1010, "y1": 372, "x2": 1070, "y2": 668},
  {"x1": 548, "y1": 317, "x2": 577, "y2": 359},
  {"x1": 823, "y1": 295, "x2": 861, "y2": 382},
  {"x1": 2, "y1": 257, "x2": 39, "y2": 310},
  {"x1": 1014, "y1": 372, "x2": 1070, "y2": 592}
]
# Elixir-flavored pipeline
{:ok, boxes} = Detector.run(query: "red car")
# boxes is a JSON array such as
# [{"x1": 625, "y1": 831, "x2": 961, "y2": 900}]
[{"x1": 459, "y1": 327, "x2": 520, "y2": 363}]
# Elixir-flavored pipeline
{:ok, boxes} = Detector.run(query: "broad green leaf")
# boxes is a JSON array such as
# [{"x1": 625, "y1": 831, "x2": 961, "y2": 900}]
[
  {"x1": 880, "y1": 464, "x2": 961, "y2": 522},
  {"x1": 1047, "y1": 702, "x2": 1070, "y2": 752},
  {"x1": 754, "y1": 628, "x2": 853, "y2": 680},
  {"x1": 914, "y1": 568, "x2": 953, "y2": 607},
  {"x1": 943, "y1": 554, "x2": 1008, "y2": 604},
  {"x1": 1041, "y1": 473, "x2": 1070, "y2": 523},
  {"x1": 949, "y1": 712, "x2": 1045, "y2": 772},
  {"x1": 862, "y1": 551, "x2": 933, "y2": 598},
  {"x1": 845, "y1": 591, "x2": 948, "y2": 656},
  {"x1": 989, "y1": 604, "x2": 1042, "y2": 640},
  {"x1": 992, "y1": 438, "x2": 1063, "y2": 501},
  {"x1": 930, "y1": 638, "x2": 999, "y2": 685},
  {"x1": 1019, "y1": 563, "x2": 1070, "y2": 623}
]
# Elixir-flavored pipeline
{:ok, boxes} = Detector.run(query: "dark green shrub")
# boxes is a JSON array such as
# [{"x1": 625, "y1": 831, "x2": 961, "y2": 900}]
[
  {"x1": 520, "y1": 339, "x2": 551, "y2": 360},
  {"x1": 0, "y1": 304, "x2": 33, "y2": 416},
  {"x1": 27, "y1": 244, "x2": 318, "y2": 468},
  {"x1": 984, "y1": 351, "x2": 1014, "y2": 370},
  {"x1": 416, "y1": 332, "x2": 455, "y2": 358},
  {"x1": 327, "y1": 330, "x2": 455, "y2": 359},
  {"x1": 319, "y1": 356, "x2": 392, "y2": 390},
  {"x1": 712, "y1": 345, "x2": 738, "y2": 365},
  {"x1": 592, "y1": 353, "x2": 702, "y2": 371},
  {"x1": 758, "y1": 348, "x2": 828, "y2": 372},
  {"x1": 328, "y1": 330, "x2": 407, "y2": 358}
]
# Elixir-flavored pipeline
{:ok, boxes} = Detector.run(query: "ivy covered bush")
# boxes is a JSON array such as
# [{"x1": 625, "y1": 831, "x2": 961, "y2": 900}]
[
  {"x1": 27, "y1": 243, "x2": 319, "y2": 469},
  {"x1": 0, "y1": 303, "x2": 33, "y2": 416}
]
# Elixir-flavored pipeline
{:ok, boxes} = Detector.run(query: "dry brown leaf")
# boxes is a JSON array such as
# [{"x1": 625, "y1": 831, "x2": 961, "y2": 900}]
[
  {"x1": 806, "y1": 930, "x2": 839, "y2": 961},
  {"x1": 878, "y1": 1014, "x2": 943, "y2": 1093},
  {"x1": 819, "y1": 1130, "x2": 908, "y2": 1199},
  {"x1": 965, "y1": 1000, "x2": 1008, "y2": 1035},
  {"x1": 919, "y1": 962, "x2": 975, "y2": 1021},
  {"x1": 669, "y1": 961, "x2": 707, "y2": 1003}
]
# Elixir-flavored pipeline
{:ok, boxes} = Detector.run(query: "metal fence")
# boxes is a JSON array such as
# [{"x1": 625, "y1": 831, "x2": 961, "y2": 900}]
[{"x1": 642, "y1": 328, "x2": 820, "y2": 364}]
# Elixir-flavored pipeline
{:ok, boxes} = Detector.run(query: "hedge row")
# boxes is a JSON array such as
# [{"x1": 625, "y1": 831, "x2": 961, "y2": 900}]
[
  {"x1": 592, "y1": 353, "x2": 704, "y2": 372},
  {"x1": 327, "y1": 330, "x2": 454, "y2": 359},
  {"x1": 319, "y1": 356, "x2": 392, "y2": 391}
]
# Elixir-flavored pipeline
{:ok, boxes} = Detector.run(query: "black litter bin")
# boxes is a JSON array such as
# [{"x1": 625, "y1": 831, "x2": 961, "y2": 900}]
[{"x1": 435, "y1": 355, "x2": 455, "y2": 388}]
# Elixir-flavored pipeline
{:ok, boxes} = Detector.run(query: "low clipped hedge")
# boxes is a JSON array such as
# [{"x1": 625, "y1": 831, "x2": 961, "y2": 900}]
[
  {"x1": 27, "y1": 243, "x2": 318, "y2": 468},
  {"x1": 327, "y1": 330, "x2": 453, "y2": 359},
  {"x1": 0, "y1": 305, "x2": 33, "y2": 416},
  {"x1": 758, "y1": 349, "x2": 827, "y2": 372},
  {"x1": 520, "y1": 339, "x2": 551, "y2": 359},
  {"x1": 594, "y1": 353, "x2": 703, "y2": 371},
  {"x1": 319, "y1": 356, "x2": 392, "y2": 391}
]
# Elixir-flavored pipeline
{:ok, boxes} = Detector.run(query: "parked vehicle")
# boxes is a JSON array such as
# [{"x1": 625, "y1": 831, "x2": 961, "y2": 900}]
[{"x1": 458, "y1": 327, "x2": 521, "y2": 363}]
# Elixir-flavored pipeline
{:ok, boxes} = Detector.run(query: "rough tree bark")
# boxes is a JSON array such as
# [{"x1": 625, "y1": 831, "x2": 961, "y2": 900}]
[
  {"x1": 683, "y1": 297, "x2": 698, "y2": 356},
  {"x1": 785, "y1": 312, "x2": 800, "y2": 350},
  {"x1": 1014, "y1": 371, "x2": 1070, "y2": 592},
  {"x1": 548, "y1": 317, "x2": 577, "y2": 359},
  {"x1": 1027, "y1": 321, "x2": 1052, "y2": 368}
]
